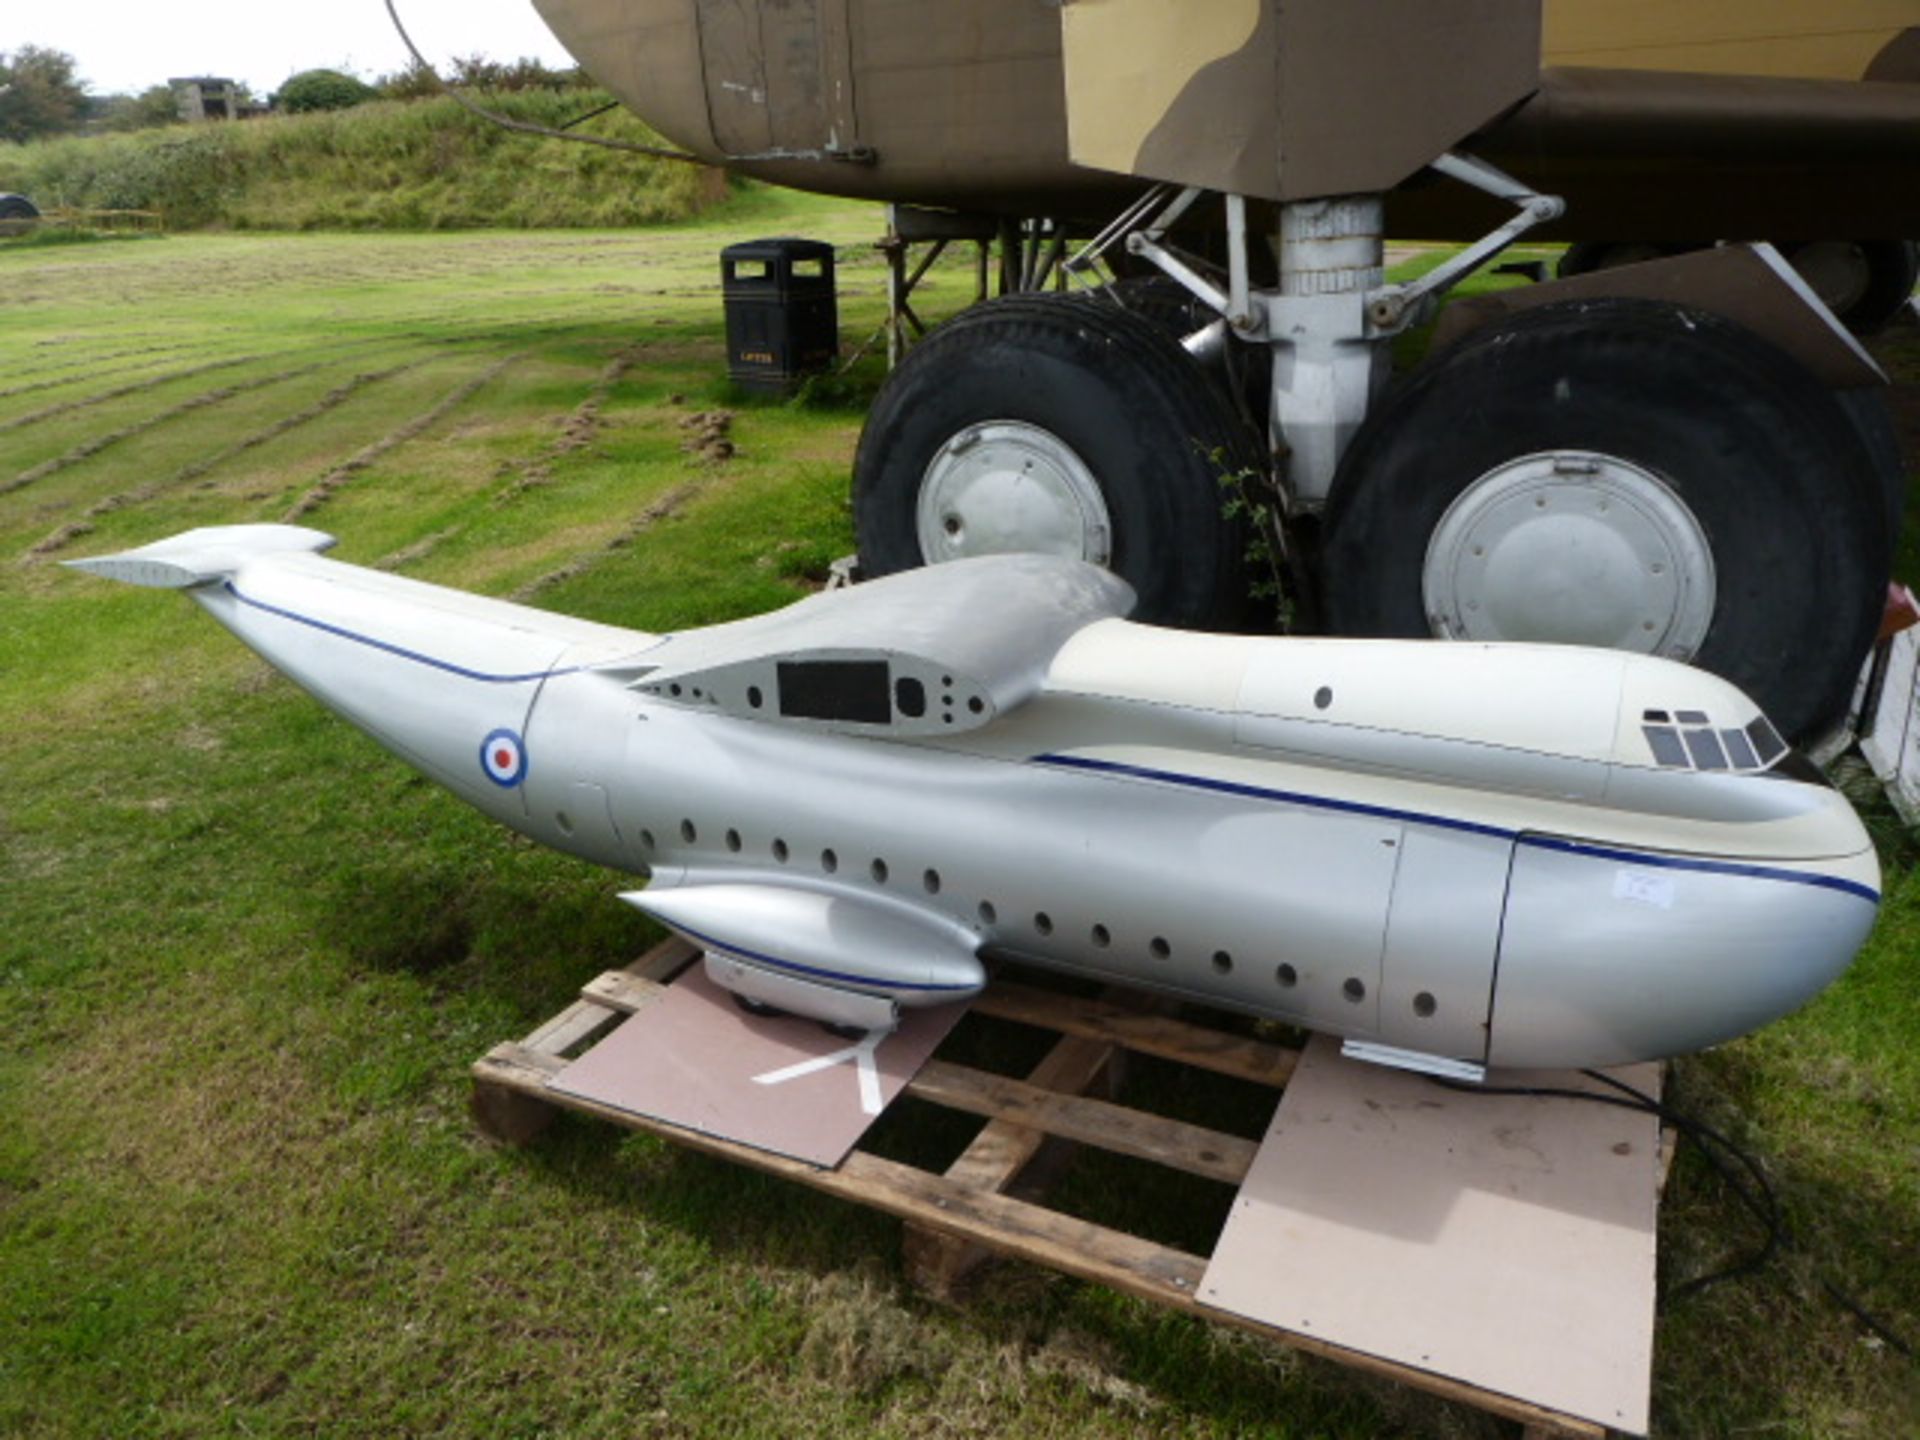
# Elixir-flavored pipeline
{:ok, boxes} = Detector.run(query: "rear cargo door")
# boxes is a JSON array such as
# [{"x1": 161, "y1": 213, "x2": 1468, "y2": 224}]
[
  {"x1": 696, "y1": 0, "x2": 859, "y2": 155},
  {"x1": 1375, "y1": 827, "x2": 1512, "y2": 1064}
]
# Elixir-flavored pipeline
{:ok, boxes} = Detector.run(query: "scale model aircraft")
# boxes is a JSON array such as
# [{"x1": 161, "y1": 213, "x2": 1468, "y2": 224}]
[{"x1": 72, "y1": 525, "x2": 1879, "y2": 1079}]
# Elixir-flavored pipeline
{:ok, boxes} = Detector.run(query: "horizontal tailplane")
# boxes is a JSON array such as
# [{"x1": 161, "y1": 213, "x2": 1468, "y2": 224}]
[{"x1": 64, "y1": 525, "x2": 336, "y2": 589}]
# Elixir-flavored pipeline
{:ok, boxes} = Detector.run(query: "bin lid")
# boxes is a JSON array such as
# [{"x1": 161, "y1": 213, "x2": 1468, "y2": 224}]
[{"x1": 721, "y1": 237, "x2": 836, "y2": 263}]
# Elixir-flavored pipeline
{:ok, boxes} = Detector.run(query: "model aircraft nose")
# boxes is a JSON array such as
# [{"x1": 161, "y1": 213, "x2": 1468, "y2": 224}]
[{"x1": 1484, "y1": 835, "x2": 1878, "y2": 1070}]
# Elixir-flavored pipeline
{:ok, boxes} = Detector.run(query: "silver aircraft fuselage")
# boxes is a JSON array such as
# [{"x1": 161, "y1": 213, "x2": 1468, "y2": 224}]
[{"x1": 74, "y1": 525, "x2": 1880, "y2": 1074}]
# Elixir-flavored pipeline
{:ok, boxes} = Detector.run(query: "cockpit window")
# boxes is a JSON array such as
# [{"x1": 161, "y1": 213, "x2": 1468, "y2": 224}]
[
  {"x1": 1683, "y1": 727, "x2": 1729, "y2": 770},
  {"x1": 1746, "y1": 715, "x2": 1787, "y2": 766},
  {"x1": 1720, "y1": 727, "x2": 1758, "y2": 769},
  {"x1": 1642, "y1": 725, "x2": 1690, "y2": 768},
  {"x1": 1642, "y1": 708, "x2": 1788, "y2": 773}
]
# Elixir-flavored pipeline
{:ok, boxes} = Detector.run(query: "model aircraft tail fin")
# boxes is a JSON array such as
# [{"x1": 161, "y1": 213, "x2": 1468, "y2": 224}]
[{"x1": 63, "y1": 525, "x2": 337, "y2": 589}]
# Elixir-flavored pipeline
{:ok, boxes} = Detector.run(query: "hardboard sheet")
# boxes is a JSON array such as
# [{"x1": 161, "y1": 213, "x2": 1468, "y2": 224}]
[
  {"x1": 549, "y1": 963, "x2": 967, "y2": 1168},
  {"x1": 1200, "y1": 1035, "x2": 1660, "y2": 1434}
]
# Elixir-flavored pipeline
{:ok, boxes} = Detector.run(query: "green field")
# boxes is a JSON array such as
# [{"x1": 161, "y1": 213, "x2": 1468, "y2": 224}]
[{"x1": 2, "y1": 196, "x2": 1917, "y2": 1439}]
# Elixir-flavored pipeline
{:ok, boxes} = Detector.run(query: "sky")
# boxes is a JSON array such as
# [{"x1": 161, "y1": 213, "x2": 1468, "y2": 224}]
[{"x1": 3, "y1": 0, "x2": 578, "y2": 97}]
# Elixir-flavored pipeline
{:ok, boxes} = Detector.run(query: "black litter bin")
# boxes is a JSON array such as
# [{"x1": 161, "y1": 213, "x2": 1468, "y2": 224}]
[{"x1": 720, "y1": 238, "x2": 839, "y2": 393}]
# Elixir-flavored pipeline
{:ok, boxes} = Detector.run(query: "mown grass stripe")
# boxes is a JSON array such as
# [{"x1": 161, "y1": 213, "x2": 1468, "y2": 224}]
[
  {"x1": 279, "y1": 353, "x2": 526, "y2": 522},
  {"x1": 0, "y1": 342, "x2": 210, "y2": 399},
  {"x1": 491, "y1": 343, "x2": 643, "y2": 506},
  {"x1": 1, "y1": 363, "x2": 329, "y2": 498},
  {"x1": 506, "y1": 479, "x2": 710, "y2": 601},
  {"x1": 24, "y1": 361, "x2": 428, "y2": 560},
  {"x1": 0, "y1": 352, "x2": 273, "y2": 435},
  {"x1": 372, "y1": 345, "x2": 642, "y2": 574}
]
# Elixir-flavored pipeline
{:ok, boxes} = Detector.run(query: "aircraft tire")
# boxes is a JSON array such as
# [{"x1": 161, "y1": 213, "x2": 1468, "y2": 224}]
[
  {"x1": 1803, "y1": 238, "x2": 1919, "y2": 336},
  {"x1": 1836, "y1": 387, "x2": 1911, "y2": 544},
  {"x1": 1082, "y1": 274, "x2": 1213, "y2": 334},
  {"x1": 1076, "y1": 275, "x2": 1272, "y2": 431},
  {"x1": 853, "y1": 293, "x2": 1265, "y2": 628},
  {"x1": 1320, "y1": 298, "x2": 1888, "y2": 742}
]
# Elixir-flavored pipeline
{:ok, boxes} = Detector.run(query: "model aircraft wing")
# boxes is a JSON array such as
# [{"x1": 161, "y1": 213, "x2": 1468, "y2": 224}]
[
  {"x1": 622, "y1": 554, "x2": 1135, "y2": 737},
  {"x1": 619, "y1": 880, "x2": 986, "y2": 1006}
]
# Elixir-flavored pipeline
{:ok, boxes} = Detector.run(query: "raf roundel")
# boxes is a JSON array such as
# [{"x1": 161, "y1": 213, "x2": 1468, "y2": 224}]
[{"x1": 480, "y1": 728, "x2": 528, "y2": 788}]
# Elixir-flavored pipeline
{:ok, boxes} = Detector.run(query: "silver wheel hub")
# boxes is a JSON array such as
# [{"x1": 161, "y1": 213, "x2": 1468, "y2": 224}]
[
  {"x1": 916, "y1": 421, "x2": 1111, "y2": 565},
  {"x1": 1422, "y1": 451, "x2": 1716, "y2": 660}
]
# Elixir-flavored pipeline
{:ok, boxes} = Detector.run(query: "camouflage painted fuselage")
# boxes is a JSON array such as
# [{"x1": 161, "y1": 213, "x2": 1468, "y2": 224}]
[{"x1": 530, "y1": 0, "x2": 1920, "y2": 238}]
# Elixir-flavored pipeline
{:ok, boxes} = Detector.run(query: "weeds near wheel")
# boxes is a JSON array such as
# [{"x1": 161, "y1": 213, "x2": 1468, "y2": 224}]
[{"x1": 1214, "y1": 455, "x2": 1290, "y2": 629}]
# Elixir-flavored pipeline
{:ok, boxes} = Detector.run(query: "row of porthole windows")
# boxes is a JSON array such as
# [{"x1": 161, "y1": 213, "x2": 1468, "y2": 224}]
[
  {"x1": 641, "y1": 819, "x2": 947, "y2": 894},
  {"x1": 639, "y1": 818, "x2": 1439, "y2": 1020}
]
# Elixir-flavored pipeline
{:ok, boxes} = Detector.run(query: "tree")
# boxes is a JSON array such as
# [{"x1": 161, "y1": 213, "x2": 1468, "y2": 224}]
[
  {"x1": 275, "y1": 69, "x2": 376, "y2": 114},
  {"x1": 93, "y1": 85, "x2": 183, "y2": 132},
  {"x1": 0, "y1": 46, "x2": 87, "y2": 142},
  {"x1": 447, "y1": 54, "x2": 588, "y2": 91},
  {"x1": 375, "y1": 60, "x2": 442, "y2": 102}
]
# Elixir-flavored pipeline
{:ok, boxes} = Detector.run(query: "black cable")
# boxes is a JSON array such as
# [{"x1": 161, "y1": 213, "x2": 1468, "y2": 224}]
[
  {"x1": 382, "y1": 0, "x2": 870, "y2": 166},
  {"x1": 1822, "y1": 1277, "x2": 1917, "y2": 1357},
  {"x1": 1577, "y1": 1068, "x2": 1782, "y2": 1299},
  {"x1": 558, "y1": 99, "x2": 621, "y2": 132},
  {"x1": 381, "y1": 0, "x2": 706, "y2": 165}
]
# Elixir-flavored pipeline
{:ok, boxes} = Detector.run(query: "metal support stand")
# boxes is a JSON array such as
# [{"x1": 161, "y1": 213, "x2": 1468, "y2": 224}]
[
  {"x1": 878, "y1": 205, "x2": 998, "y2": 367},
  {"x1": 880, "y1": 206, "x2": 1092, "y2": 368},
  {"x1": 1066, "y1": 155, "x2": 1565, "y2": 506}
]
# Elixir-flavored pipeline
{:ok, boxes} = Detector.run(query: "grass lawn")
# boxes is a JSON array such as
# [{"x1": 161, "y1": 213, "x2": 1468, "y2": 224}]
[{"x1": 2, "y1": 192, "x2": 1917, "y2": 1439}]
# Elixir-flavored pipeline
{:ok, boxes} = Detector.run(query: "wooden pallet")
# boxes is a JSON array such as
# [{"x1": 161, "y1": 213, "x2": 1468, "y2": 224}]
[{"x1": 473, "y1": 937, "x2": 1623, "y2": 1439}]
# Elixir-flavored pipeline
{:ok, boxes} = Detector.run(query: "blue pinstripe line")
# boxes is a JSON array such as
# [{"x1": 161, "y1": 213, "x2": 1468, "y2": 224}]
[
  {"x1": 1030, "y1": 751, "x2": 1513, "y2": 839},
  {"x1": 224, "y1": 580, "x2": 578, "y2": 685},
  {"x1": 671, "y1": 918, "x2": 980, "y2": 993},
  {"x1": 1030, "y1": 752, "x2": 1880, "y2": 906},
  {"x1": 1517, "y1": 835, "x2": 1880, "y2": 905}
]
